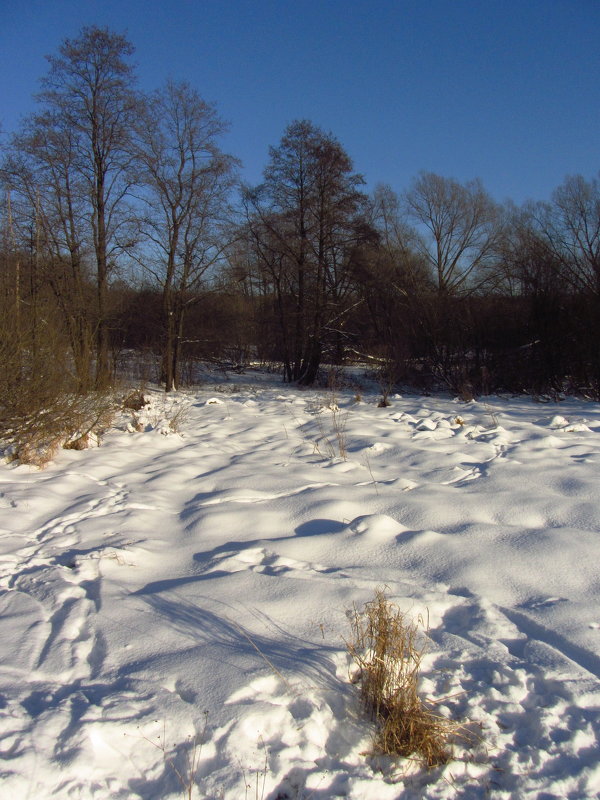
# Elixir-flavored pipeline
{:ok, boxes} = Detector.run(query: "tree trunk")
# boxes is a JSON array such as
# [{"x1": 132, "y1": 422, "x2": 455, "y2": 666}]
[
  {"x1": 95, "y1": 170, "x2": 111, "y2": 388},
  {"x1": 171, "y1": 306, "x2": 186, "y2": 391},
  {"x1": 162, "y1": 287, "x2": 175, "y2": 392}
]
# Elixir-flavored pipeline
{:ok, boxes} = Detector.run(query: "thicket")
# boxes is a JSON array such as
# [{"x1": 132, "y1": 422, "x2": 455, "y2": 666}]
[{"x1": 2, "y1": 26, "x2": 600, "y2": 463}]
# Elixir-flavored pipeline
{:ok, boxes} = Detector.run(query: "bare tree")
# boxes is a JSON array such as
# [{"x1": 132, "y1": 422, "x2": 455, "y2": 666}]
[
  {"x1": 369, "y1": 184, "x2": 431, "y2": 292},
  {"x1": 538, "y1": 173, "x2": 600, "y2": 296},
  {"x1": 133, "y1": 81, "x2": 237, "y2": 391},
  {"x1": 246, "y1": 120, "x2": 368, "y2": 383},
  {"x1": 405, "y1": 172, "x2": 501, "y2": 295},
  {"x1": 4, "y1": 111, "x2": 94, "y2": 389},
  {"x1": 39, "y1": 26, "x2": 138, "y2": 386}
]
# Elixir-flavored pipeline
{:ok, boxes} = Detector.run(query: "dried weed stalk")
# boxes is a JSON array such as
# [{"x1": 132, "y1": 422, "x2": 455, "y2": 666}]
[
  {"x1": 165, "y1": 403, "x2": 190, "y2": 434},
  {"x1": 141, "y1": 712, "x2": 210, "y2": 800},
  {"x1": 314, "y1": 404, "x2": 348, "y2": 461},
  {"x1": 347, "y1": 589, "x2": 458, "y2": 768}
]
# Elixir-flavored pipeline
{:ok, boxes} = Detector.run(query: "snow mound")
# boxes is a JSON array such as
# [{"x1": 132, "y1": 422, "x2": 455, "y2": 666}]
[{"x1": 346, "y1": 513, "x2": 405, "y2": 540}]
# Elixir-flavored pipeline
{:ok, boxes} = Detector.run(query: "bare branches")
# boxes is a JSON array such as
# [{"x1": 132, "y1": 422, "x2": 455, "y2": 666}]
[
  {"x1": 538, "y1": 173, "x2": 600, "y2": 295},
  {"x1": 405, "y1": 172, "x2": 501, "y2": 296},
  {"x1": 38, "y1": 26, "x2": 139, "y2": 386},
  {"x1": 245, "y1": 120, "x2": 371, "y2": 384},
  {"x1": 133, "y1": 81, "x2": 238, "y2": 391}
]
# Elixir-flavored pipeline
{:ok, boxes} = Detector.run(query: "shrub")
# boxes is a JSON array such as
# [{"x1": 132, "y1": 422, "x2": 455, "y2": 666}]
[
  {"x1": 0, "y1": 329, "x2": 117, "y2": 466},
  {"x1": 122, "y1": 388, "x2": 148, "y2": 411},
  {"x1": 1, "y1": 389, "x2": 117, "y2": 467}
]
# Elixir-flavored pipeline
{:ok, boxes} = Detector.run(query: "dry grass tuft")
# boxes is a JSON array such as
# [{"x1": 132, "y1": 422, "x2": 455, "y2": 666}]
[
  {"x1": 165, "y1": 403, "x2": 190, "y2": 434},
  {"x1": 312, "y1": 405, "x2": 348, "y2": 461},
  {"x1": 347, "y1": 589, "x2": 458, "y2": 768}
]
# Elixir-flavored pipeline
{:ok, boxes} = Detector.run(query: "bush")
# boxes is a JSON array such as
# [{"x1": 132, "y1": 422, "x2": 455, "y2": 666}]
[
  {"x1": 1, "y1": 388, "x2": 116, "y2": 467},
  {"x1": 0, "y1": 327, "x2": 116, "y2": 466}
]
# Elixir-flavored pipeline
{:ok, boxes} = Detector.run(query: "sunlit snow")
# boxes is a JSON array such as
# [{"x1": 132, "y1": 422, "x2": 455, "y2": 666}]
[{"x1": 1, "y1": 372, "x2": 600, "y2": 798}]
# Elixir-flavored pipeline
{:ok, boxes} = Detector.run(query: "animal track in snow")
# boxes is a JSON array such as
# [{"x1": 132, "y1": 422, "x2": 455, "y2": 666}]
[
  {"x1": 426, "y1": 593, "x2": 600, "y2": 796},
  {"x1": 34, "y1": 482, "x2": 128, "y2": 545}
]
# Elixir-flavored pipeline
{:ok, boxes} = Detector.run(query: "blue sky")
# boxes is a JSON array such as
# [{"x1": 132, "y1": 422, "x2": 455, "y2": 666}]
[{"x1": 1, "y1": 0, "x2": 599, "y2": 204}]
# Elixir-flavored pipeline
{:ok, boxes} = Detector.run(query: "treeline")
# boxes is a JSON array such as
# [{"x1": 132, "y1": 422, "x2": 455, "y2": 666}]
[{"x1": 2, "y1": 26, "x2": 600, "y2": 400}]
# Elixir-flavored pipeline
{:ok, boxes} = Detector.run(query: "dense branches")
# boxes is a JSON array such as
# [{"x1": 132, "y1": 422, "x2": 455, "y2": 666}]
[
  {"x1": 405, "y1": 172, "x2": 501, "y2": 295},
  {"x1": 2, "y1": 24, "x2": 600, "y2": 400},
  {"x1": 539, "y1": 174, "x2": 600, "y2": 296},
  {"x1": 133, "y1": 81, "x2": 237, "y2": 390},
  {"x1": 245, "y1": 120, "x2": 371, "y2": 383},
  {"x1": 39, "y1": 26, "x2": 138, "y2": 385},
  {"x1": 4, "y1": 112, "x2": 94, "y2": 389}
]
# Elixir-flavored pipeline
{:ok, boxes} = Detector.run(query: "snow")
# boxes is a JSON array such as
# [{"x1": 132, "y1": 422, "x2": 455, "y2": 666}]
[{"x1": 1, "y1": 374, "x2": 600, "y2": 798}]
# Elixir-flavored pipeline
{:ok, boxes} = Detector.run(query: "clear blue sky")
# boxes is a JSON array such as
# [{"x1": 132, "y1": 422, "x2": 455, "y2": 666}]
[{"x1": 1, "y1": 0, "x2": 598, "y2": 204}]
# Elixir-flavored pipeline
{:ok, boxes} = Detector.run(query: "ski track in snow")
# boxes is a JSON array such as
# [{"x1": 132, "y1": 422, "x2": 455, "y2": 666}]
[{"x1": 1, "y1": 380, "x2": 600, "y2": 798}]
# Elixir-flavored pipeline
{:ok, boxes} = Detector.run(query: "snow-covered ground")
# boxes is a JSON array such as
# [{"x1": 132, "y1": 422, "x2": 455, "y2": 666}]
[{"x1": 1, "y1": 373, "x2": 600, "y2": 799}]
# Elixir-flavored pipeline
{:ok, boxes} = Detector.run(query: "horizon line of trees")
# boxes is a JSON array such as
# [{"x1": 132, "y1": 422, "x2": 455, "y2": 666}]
[{"x1": 2, "y1": 26, "x2": 600, "y2": 401}]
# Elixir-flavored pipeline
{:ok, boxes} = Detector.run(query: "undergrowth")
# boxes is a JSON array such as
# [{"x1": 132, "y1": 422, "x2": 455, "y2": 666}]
[{"x1": 1, "y1": 388, "x2": 117, "y2": 467}]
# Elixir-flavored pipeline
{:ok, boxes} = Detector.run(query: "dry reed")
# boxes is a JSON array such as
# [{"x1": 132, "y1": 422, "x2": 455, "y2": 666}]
[{"x1": 347, "y1": 589, "x2": 459, "y2": 768}]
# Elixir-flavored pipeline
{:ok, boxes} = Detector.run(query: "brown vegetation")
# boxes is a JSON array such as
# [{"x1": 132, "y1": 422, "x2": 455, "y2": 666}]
[{"x1": 347, "y1": 590, "x2": 460, "y2": 767}]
